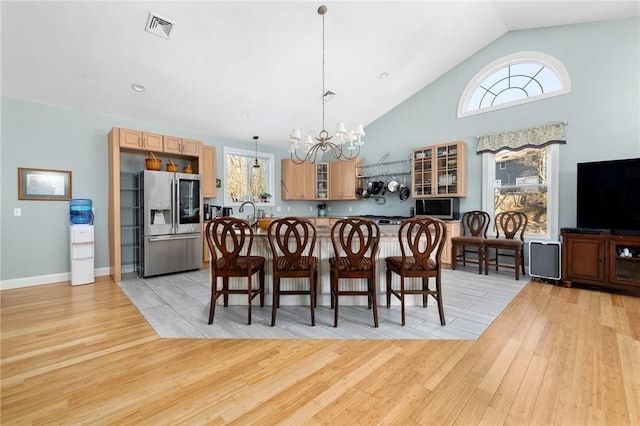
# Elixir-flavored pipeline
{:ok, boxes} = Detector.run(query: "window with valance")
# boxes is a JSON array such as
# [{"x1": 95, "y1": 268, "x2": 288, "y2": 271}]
[{"x1": 480, "y1": 122, "x2": 566, "y2": 240}]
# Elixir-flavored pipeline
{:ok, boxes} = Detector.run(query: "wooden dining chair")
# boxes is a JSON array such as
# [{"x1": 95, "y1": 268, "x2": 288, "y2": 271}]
[
  {"x1": 329, "y1": 217, "x2": 380, "y2": 327},
  {"x1": 484, "y1": 211, "x2": 528, "y2": 280},
  {"x1": 266, "y1": 217, "x2": 318, "y2": 326},
  {"x1": 386, "y1": 217, "x2": 447, "y2": 326},
  {"x1": 204, "y1": 217, "x2": 265, "y2": 325},
  {"x1": 451, "y1": 210, "x2": 490, "y2": 274}
]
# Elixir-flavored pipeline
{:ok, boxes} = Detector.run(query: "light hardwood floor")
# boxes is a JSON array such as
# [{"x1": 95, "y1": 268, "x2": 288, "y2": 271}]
[{"x1": 1, "y1": 278, "x2": 639, "y2": 425}]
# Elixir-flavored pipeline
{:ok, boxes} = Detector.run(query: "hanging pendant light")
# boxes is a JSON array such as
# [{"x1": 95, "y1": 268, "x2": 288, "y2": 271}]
[
  {"x1": 286, "y1": 5, "x2": 365, "y2": 164},
  {"x1": 253, "y1": 136, "x2": 260, "y2": 168}
]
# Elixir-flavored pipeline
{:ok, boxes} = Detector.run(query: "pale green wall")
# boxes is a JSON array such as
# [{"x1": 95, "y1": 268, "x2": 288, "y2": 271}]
[
  {"x1": 1, "y1": 17, "x2": 639, "y2": 283},
  {"x1": 360, "y1": 17, "x2": 640, "y2": 219}
]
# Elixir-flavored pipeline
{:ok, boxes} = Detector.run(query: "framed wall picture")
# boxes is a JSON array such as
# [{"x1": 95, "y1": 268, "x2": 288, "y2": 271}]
[{"x1": 18, "y1": 167, "x2": 72, "y2": 201}]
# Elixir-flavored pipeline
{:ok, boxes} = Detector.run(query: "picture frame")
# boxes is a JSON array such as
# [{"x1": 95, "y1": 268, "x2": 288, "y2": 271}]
[{"x1": 18, "y1": 167, "x2": 72, "y2": 201}]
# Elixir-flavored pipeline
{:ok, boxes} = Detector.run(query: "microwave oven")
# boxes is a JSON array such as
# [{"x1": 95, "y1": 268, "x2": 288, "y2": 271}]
[{"x1": 415, "y1": 198, "x2": 460, "y2": 220}]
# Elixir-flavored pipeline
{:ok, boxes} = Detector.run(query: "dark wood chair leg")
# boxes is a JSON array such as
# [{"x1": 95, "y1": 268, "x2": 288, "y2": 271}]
[
  {"x1": 259, "y1": 269, "x2": 265, "y2": 307},
  {"x1": 314, "y1": 269, "x2": 319, "y2": 308},
  {"x1": 386, "y1": 268, "x2": 392, "y2": 308},
  {"x1": 247, "y1": 276, "x2": 252, "y2": 325},
  {"x1": 270, "y1": 277, "x2": 279, "y2": 326},
  {"x1": 436, "y1": 278, "x2": 446, "y2": 326},
  {"x1": 451, "y1": 245, "x2": 457, "y2": 270},
  {"x1": 310, "y1": 272, "x2": 316, "y2": 326},
  {"x1": 400, "y1": 277, "x2": 406, "y2": 326},
  {"x1": 332, "y1": 275, "x2": 339, "y2": 327},
  {"x1": 370, "y1": 278, "x2": 379, "y2": 327},
  {"x1": 209, "y1": 282, "x2": 217, "y2": 325},
  {"x1": 485, "y1": 249, "x2": 490, "y2": 275}
]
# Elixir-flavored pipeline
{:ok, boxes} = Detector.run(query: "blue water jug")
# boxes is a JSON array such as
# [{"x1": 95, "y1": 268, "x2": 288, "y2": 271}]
[{"x1": 69, "y1": 199, "x2": 93, "y2": 224}]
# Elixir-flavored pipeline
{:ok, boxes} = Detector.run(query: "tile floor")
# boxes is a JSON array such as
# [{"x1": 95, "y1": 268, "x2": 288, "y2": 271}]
[{"x1": 118, "y1": 267, "x2": 529, "y2": 340}]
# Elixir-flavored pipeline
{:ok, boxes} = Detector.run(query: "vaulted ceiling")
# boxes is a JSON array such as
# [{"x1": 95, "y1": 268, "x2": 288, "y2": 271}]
[{"x1": 2, "y1": 1, "x2": 638, "y2": 147}]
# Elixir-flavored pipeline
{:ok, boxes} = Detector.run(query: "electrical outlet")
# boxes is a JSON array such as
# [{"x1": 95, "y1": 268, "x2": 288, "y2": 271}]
[
  {"x1": 14, "y1": 208, "x2": 21, "y2": 217},
  {"x1": 287, "y1": 206, "x2": 291, "y2": 212},
  {"x1": 276, "y1": 206, "x2": 282, "y2": 212},
  {"x1": 310, "y1": 206, "x2": 313, "y2": 212},
  {"x1": 327, "y1": 206, "x2": 331, "y2": 211},
  {"x1": 348, "y1": 206, "x2": 352, "y2": 212}
]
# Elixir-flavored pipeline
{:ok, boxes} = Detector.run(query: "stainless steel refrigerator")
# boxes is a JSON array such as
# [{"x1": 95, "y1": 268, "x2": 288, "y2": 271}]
[{"x1": 137, "y1": 170, "x2": 202, "y2": 277}]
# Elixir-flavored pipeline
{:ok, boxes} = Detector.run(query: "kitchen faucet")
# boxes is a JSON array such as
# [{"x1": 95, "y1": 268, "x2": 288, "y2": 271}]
[{"x1": 238, "y1": 201, "x2": 258, "y2": 228}]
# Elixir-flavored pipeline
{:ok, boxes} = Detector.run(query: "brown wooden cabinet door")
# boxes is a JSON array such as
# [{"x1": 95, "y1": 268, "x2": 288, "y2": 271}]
[
  {"x1": 608, "y1": 237, "x2": 640, "y2": 286},
  {"x1": 282, "y1": 160, "x2": 314, "y2": 199},
  {"x1": 441, "y1": 220, "x2": 461, "y2": 267},
  {"x1": 163, "y1": 136, "x2": 183, "y2": 154},
  {"x1": 142, "y1": 132, "x2": 163, "y2": 151},
  {"x1": 182, "y1": 138, "x2": 201, "y2": 156},
  {"x1": 202, "y1": 145, "x2": 216, "y2": 198},
  {"x1": 119, "y1": 128, "x2": 142, "y2": 149},
  {"x1": 564, "y1": 235, "x2": 606, "y2": 283},
  {"x1": 328, "y1": 160, "x2": 357, "y2": 200},
  {"x1": 412, "y1": 141, "x2": 466, "y2": 198}
]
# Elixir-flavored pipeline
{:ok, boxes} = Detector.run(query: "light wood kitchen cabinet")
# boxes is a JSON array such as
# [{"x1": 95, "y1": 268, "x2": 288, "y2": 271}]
[
  {"x1": 315, "y1": 163, "x2": 329, "y2": 199},
  {"x1": 281, "y1": 159, "x2": 315, "y2": 200},
  {"x1": 201, "y1": 145, "x2": 217, "y2": 198},
  {"x1": 441, "y1": 220, "x2": 461, "y2": 267},
  {"x1": 164, "y1": 136, "x2": 201, "y2": 156},
  {"x1": 328, "y1": 160, "x2": 358, "y2": 200},
  {"x1": 119, "y1": 128, "x2": 163, "y2": 151},
  {"x1": 412, "y1": 141, "x2": 466, "y2": 198}
]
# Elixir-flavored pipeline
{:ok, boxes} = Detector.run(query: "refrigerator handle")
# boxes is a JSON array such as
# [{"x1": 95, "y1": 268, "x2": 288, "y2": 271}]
[{"x1": 171, "y1": 177, "x2": 176, "y2": 233}]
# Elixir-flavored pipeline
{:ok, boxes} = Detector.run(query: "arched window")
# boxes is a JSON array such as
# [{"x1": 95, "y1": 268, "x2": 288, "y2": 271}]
[{"x1": 458, "y1": 52, "x2": 570, "y2": 118}]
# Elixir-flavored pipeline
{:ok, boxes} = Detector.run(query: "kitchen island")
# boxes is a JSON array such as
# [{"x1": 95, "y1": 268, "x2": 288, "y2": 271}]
[{"x1": 207, "y1": 223, "x2": 458, "y2": 307}]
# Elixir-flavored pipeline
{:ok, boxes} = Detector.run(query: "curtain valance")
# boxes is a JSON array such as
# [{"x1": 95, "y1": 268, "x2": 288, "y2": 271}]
[{"x1": 476, "y1": 122, "x2": 566, "y2": 154}]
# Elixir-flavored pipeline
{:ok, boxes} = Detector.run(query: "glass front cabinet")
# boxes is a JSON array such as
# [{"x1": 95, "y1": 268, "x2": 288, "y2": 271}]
[{"x1": 412, "y1": 141, "x2": 466, "y2": 198}]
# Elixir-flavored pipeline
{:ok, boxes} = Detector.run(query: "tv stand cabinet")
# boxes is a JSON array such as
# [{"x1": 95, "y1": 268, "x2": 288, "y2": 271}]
[{"x1": 561, "y1": 232, "x2": 640, "y2": 291}]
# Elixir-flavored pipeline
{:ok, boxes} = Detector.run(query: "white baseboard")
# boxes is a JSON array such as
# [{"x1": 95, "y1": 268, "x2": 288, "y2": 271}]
[{"x1": 0, "y1": 267, "x2": 111, "y2": 290}]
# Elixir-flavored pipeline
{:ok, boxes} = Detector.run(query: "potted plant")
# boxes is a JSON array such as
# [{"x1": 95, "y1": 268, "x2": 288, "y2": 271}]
[
  {"x1": 317, "y1": 203, "x2": 327, "y2": 217},
  {"x1": 259, "y1": 192, "x2": 271, "y2": 202}
]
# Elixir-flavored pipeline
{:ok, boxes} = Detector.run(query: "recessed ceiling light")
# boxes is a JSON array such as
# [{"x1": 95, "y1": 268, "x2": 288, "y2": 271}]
[
  {"x1": 242, "y1": 113, "x2": 250, "y2": 119},
  {"x1": 379, "y1": 72, "x2": 389, "y2": 80},
  {"x1": 131, "y1": 83, "x2": 146, "y2": 92}
]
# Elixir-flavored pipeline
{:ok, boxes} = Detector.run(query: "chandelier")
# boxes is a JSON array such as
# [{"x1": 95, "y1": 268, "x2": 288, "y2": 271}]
[{"x1": 287, "y1": 5, "x2": 365, "y2": 164}]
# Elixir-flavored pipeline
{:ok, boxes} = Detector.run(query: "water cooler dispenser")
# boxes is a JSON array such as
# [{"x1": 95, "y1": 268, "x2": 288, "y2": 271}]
[{"x1": 69, "y1": 199, "x2": 95, "y2": 285}]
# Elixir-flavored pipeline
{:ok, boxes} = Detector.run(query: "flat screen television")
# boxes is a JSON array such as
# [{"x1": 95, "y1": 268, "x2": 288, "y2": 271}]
[{"x1": 576, "y1": 157, "x2": 640, "y2": 235}]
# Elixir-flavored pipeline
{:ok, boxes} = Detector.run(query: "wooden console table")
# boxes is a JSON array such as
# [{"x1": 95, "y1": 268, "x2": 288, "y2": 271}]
[{"x1": 561, "y1": 232, "x2": 640, "y2": 291}]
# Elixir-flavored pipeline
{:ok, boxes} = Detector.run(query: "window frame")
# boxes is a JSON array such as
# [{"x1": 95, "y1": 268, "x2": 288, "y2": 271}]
[
  {"x1": 223, "y1": 146, "x2": 275, "y2": 207},
  {"x1": 481, "y1": 143, "x2": 560, "y2": 242},
  {"x1": 458, "y1": 51, "x2": 571, "y2": 118}
]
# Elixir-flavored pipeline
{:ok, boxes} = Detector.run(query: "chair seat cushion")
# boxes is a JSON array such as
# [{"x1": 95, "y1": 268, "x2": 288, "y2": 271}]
[
  {"x1": 328, "y1": 256, "x2": 373, "y2": 272},
  {"x1": 216, "y1": 256, "x2": 265, "y2": 270},
  {"x1": 485, "y1": 239, "x2": 523, "y2": 249},
  {"x1": 451, "y1": 236, "x2": 486, "y2": 245},
  {"x1": 386, "y1": 256, "x2": 437, "y2": 271},
  {"x1": 275, "y1": 256, "x2": 318, "y2": 271}
]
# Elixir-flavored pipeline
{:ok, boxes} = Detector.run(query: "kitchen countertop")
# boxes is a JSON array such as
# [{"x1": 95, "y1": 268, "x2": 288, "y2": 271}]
[{"x1": 250, "y1": 224, "x2": 400, "y2": 238}]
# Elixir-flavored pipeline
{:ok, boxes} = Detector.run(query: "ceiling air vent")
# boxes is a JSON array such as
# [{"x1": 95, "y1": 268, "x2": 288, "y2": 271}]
[{"x1": 145, "y1": 12, "x2": 175, "y2": 39}]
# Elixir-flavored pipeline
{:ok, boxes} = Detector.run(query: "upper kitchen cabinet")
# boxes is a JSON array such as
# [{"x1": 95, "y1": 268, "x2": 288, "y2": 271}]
[
  {"x1": 412, "y1": 141, "x2": 466, "y2": 198},
  {"x1": 201, "y1": 145, "x2": 217, "y2": 198},
  {"x1": 281, "y1": 159, "x2": 316, "y2": 200},
  {"x1": 164, "y1": 136, "x2": 201, "y2": 156},
  {"x1": 315, "y1": 163, "x2": 328, "y2": 199},
  {"x1": 119, "y1": 128, "x2": 163, "y2": 152},
  {"x1": 328, "y1": 159, "x2": 359, "y2": 200}
]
